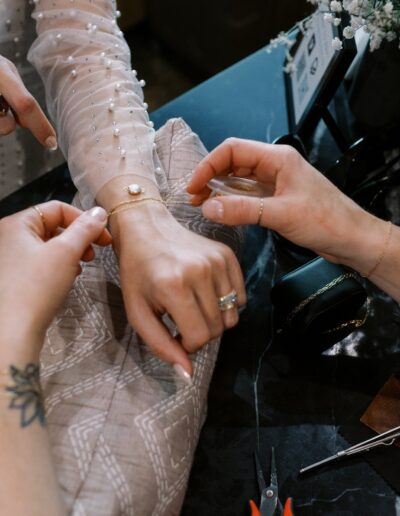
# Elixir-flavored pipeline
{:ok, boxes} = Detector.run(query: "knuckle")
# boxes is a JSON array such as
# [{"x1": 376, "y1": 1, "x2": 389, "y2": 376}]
[
  {"x1": 189, "y1": 330, "x2": 211, "y2": 351},
  {"x1": 225, "y1": 136, "x2": 240, "y2": 148},
  {"x1": 16, "y1": 94, "x2": 36, "y2": 117},
  {"x1": 280, "y1": 144, "x2": 300, "y2": 162}
]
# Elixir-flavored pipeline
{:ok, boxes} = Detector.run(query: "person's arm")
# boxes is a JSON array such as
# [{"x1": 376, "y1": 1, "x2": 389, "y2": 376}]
[
  {"x1": 28, "y1": 1, "x2": 246, "y2": 378},
  {"x1": 0, "y1": 202, "x2": 111, "y2": 516},
  {"x1": 188, "y1": 138, "x2": 400, "y2": 302}
]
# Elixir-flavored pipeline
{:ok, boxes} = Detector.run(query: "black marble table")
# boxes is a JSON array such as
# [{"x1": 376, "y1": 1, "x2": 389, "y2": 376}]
[{"x1": 151, "y1": 46, "x2": 400, "y2": 515}]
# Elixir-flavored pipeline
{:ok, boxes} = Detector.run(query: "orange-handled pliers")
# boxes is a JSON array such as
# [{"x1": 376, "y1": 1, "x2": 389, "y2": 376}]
[{"x1": 249, "y1": 448, "x2": 295, "y2": 516}]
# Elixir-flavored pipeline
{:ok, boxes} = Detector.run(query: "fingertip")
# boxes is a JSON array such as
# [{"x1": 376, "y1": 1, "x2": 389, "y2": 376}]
[
  {"x1": 44, "y1": 135, "x2": 58, "y2": 151},
  {"x1": 202, "y1": 199, "x2": 224, "y2": 222},
  {"x1": 173, "y1": 362, "x2": 193, "y2": 385}
]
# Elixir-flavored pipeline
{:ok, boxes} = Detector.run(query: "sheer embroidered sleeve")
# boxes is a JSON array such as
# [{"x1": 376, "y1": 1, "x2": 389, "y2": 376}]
[{"x1": 28, "y1": 0, "x2": 157, "y2": 209}]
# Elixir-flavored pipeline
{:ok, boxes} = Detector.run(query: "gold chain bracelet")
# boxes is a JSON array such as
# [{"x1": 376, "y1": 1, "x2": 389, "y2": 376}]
[{"x1": 107, "y1": 197, "x2": 166, "y2": 218}]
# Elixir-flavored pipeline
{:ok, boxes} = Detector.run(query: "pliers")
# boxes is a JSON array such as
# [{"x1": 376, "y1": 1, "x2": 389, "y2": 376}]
[{"x1": 249, "y1": 448, "x2": 294, "y2": 516}]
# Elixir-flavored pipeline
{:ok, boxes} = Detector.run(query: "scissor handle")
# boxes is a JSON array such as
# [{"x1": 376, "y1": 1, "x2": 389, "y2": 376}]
[{"x1": 249, "y1": 499, "x2": 261, "y2": 516}]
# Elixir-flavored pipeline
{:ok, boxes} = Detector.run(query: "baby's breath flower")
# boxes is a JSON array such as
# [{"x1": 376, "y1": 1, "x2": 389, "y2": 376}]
[
  {"x1": 343, "y1": 25, "x2": 356, "y2": 38},
  {"x1": 330, "y1": 1, "x2": 343, "y2": 12},
  {"x1": 384, "y1": 2, "x2": 394, "y2": 16},
  {"x1": 332, "y1": 36, "x2": 344, "y2": 49}
]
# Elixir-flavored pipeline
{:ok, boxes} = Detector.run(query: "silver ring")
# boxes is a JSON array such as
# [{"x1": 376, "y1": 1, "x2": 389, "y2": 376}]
[
  {"x1": 218, "y1": 289, "x2": 238, "y2": 310},
  {"x1": 219, "y1": 301, "x2": 237, "y2": 312}
]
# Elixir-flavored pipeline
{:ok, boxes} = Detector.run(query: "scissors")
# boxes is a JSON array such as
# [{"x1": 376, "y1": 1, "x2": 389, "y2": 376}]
[{"x1": 249, "y1": 448, "x2": 294, "y2": 516}]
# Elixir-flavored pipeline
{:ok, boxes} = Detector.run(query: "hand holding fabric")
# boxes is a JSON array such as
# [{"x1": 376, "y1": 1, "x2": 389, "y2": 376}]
[
  {"x1": 111, "y1": 203, "x2": 246, "y2": 378},
  {"x1": 0, "y1": 202, "x2": 111, "y2": 356}
]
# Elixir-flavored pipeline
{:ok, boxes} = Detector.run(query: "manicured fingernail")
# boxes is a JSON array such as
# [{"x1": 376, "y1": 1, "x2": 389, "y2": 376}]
[
  {"x1": 89, "y1": 207, "x2": 107, "y2": 222},
  {"x1": 203, "y1": 199, "x2": 224, "y2": 221},
  {"x1": 173, "y1": 364, "x2": 193, "y2": 385},
  {"x1": 45, "y1": 136, "x2": 58, "y2": 151}
]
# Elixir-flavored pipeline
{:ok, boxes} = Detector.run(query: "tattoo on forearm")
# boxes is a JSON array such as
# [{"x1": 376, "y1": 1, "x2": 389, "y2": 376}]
[{"x1": 3, "y1": 364, "x2": 45, "y2": 427}]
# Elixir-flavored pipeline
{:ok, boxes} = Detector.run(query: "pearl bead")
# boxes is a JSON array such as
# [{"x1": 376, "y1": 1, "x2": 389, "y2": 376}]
[
  {"x1": 152, "y1": 143, "x2": 157, "y2": 149},
  {"x1": 13, "y1": 36, "x2": 19, "y2": 43},
  {"x1": 56, "y1": 33, "x2": 62, "y2": 41},
  {"x1": 120, "y1": 149, "x2": 126, "y2": 159},
  {"x1": 67, "y1": 55, "x2": 73, "y2": 63},
  {"x1": 143, "y1": 102, "x2": 148, "y2": 110},
  {"x1": 127, "y1": 183, "x2": 142, "y2": 195},
  {"x1": 139, "y1": 79, "x2": 146, "y2": 87},
  {"x1": 155, "y1": 167, "x2": 162, "y2": 173},
  {"x1": 113, "y1": 128, "x2": 120, "y2": 137},
  {"x1": 106, "y1": 59, "x2": 112, "y2": 69},
  {"x1": 37, "y1": 13, "x2": 44, "y2": 20},
  {"x1": 131, "y1": 69, "x2": 137, "y2": 77},
  {"x1": 148, "y1": 121, "x2": 154, "y2": 128},
  {"x1": 114, "y1": 82, "x2": 121, "y2": 92},
  {"x1": 71, "y1": 69, "x2": 77, "y2": 78},
  {"x1": 116, "y1": 10, "x2": 122, "y2": 18},
  {"x1": 108, "y1": 102, "x2": 115, "y2": 111}
]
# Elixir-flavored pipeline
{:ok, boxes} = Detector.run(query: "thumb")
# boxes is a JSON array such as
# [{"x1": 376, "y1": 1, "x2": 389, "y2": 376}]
[
  {"x1": 53, "y1": 207, "x2": 109, "y2": 261},
  {"x1": 202, "y1": 196, "x2": 274, "y2": 226}
]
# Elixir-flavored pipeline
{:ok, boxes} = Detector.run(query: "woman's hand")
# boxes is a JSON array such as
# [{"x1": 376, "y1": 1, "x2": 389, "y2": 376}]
[
  {"x1": 111, "y1": 203, "x2": 246, "y2": 378},
  {"x1": 187, "y1": 138, "x2": 383, "y2": 269},
  {"x1": 0, "y1": 202, "x2": 111, "y2": 358},
  {"x1": 0, "y1": 56, "x2": 57, "y2": 149}
]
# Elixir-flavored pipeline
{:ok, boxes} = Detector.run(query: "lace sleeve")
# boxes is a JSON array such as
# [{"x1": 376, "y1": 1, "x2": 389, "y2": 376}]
[{"x1": 28, "y1": 0, "x2": 157, "y2": 209}]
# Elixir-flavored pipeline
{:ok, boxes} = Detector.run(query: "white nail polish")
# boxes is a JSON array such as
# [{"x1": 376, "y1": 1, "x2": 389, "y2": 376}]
[
  {"x1": 89, "y1": 207, "x2": 107, "y2": 221},
  {"x1": 173, "y1": 364, "x2": 193, "y2": 385}
]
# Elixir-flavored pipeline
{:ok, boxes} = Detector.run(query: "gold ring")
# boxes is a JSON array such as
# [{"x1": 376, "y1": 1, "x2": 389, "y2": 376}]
[
  {"x1": 0, "y1": 94, "x2": 10, "y2": 117},
  {"x1": 257, "y1": 197, "x2": 265, "y2": 225},
  {"x1": 32, "y1": 205, "x2": 46, "y2": 232}
]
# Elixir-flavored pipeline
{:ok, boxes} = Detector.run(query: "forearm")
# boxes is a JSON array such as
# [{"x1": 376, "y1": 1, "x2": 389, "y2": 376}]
[
  {"x1": 0, "y1": 333, "x2": 66, "y2": 516},
  {"x1": 336, "y1": 210, "x2": 400, "y2": 301},
  {"x1": 28, "y1": 0, "x2": 157, "y2": 209}
]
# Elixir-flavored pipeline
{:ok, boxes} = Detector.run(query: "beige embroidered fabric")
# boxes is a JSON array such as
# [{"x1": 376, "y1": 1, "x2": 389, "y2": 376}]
[{"x1": 40, "y1": 118, "x2": 244, "y2": 516}]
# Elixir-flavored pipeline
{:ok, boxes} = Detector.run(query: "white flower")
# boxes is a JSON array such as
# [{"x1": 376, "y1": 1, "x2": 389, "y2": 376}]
[
  {"x1": 384, "y1": 2, "x2": 394, "y2": 16},
  {"x1": 343, "y1": 25, "x2": 356, "y2": 38},
  {"x1": 350, "y1": 16, "x2": 364, "y2": 29},
  {"x1": 332, "y1": 36, "x2": 344, "y2": 50},
  {"x1": 284, "y1": 61, "x2": 297, "y2": 74},
  {"x1": 346, "y1": 0, "x2": 361, "y2": 16},
  {"x1": 330, "y1": 1, "x2": 343, "y2": 13},
  {"x1": 324, "y1": 13, "x2": 335, "y2": 22}
]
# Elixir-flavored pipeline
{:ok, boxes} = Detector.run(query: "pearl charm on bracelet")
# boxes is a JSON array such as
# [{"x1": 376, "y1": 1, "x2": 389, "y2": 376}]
[{"x1": 126, "y1": 183, "x2": 143, "y2": 196}]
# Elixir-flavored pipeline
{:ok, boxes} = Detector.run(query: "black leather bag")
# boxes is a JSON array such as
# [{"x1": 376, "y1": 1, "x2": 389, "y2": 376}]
[{"x1": 271, "y1": 257, "x2": 368, "y2": 353}]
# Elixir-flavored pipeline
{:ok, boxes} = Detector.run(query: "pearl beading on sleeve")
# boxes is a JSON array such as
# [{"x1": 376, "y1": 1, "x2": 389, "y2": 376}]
[{"x1": 28, "y1": 0, "x2": 158, "y2": 209}]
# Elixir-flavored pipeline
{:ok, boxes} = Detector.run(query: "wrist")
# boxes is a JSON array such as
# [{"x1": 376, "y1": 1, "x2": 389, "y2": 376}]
[
  {"x1": 0, "y1": 325, "x2": 43, "y2": 367},
  {"x1": 336, "y1": 209, "x2": 387, "y2": 274},
  {"x1": 96, "y1": 174, "x2": 161, "y2": 211},
  {"x1": 109, "y1": 201, "x2": 174, "y2": 251}
]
